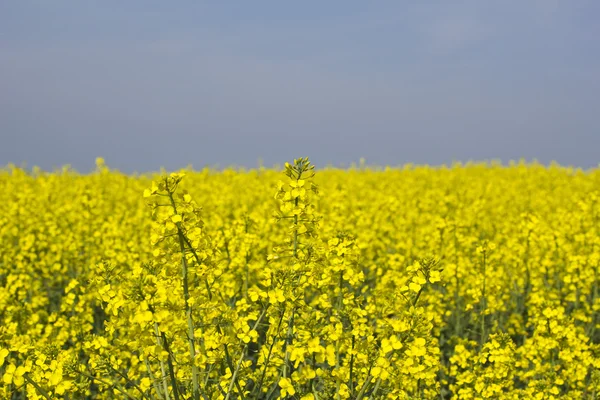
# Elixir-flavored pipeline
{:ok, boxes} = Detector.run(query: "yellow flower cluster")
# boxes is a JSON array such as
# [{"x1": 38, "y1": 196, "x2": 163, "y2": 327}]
[{"x1": 1, "y1": 158, "x2": 599, "y2": 399}]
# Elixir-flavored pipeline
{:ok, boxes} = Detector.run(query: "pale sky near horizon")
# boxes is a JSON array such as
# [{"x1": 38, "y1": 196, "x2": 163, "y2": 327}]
[{"x1": 1, "y1": 1, "x2": 599, "y2": 172}]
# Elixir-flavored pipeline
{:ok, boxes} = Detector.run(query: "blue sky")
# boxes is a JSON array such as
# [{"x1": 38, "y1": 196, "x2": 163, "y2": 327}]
[{"x1": 1, "y1": 1, "x2": 599, "y2": 172}]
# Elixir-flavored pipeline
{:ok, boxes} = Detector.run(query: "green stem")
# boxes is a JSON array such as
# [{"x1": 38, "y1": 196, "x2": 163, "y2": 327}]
[
  {"x1": 145, "y1": 356, "x2": 166, "y2": 400},
  {"x1": 161, "y1": 332, "x2": 181, "y2": 400},
  {"x1": 413, "y1": 287, "x2": 424, "y2": 308},
  {"x1": 355, "y1": 375, "x2": 373, "y2": 400},
  {"x1": 166, "y1": 183, "x2": 200, "y2": 400},
  {"x1": 368, "y1": 378, "x2": 382, "y2": 399},
  {"x1": 154, "y1": 322, "x2": 171, "y2": 400},
  {"x1": 282, "y1": 308, "x2": 296, "y2": 379},
  {"x1": 23, "y1": 374, "x2": 51, "y2": 400},
  {"x1": 349, "y1": 335, "x2": 356, "y2": 396},
  {"x1": 222, "y1": 341, "x2": 244, "y2": 396},
  {"x1": 224, "y1": 307, "x2": 268, "y2": 400},
  {"x1": 254, "y1": 307, "x2": 286, "y2": 397},
  {"x1": 292, "y1": 170, "x2": 303, "y2": 259},
  {"x1": 74, "y1": 370, "x2": 139, "y2": 400}
]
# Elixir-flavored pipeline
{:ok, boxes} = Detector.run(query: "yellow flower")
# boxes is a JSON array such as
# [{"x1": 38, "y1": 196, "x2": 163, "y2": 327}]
[
  {"x1": 279, "y1": 377, "x2": 296, "y2": 396},
  {"x1": 0, "y1": 349, "x2": 8, "y2": 367}
]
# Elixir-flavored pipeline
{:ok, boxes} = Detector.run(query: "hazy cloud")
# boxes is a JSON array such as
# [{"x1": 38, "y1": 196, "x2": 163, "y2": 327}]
[{"x1": 1, "y1": 1, "x2": 599, "y2": 172}]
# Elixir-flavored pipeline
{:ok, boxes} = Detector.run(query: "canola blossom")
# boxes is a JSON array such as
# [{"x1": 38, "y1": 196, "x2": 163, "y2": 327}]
[{"x1": 1, "y1": 157, "x2": 599, "y2": 399}]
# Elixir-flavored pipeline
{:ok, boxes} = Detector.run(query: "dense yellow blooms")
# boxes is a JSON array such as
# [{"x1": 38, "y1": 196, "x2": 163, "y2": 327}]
[{"x1": 1, "y1": 158, "x2": 600, "y2": 399}]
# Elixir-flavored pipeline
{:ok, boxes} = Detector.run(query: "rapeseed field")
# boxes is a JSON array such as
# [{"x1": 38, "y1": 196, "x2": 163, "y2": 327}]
[{"x1": 1, "y1": 157, "x2": 599, "y2": 399}]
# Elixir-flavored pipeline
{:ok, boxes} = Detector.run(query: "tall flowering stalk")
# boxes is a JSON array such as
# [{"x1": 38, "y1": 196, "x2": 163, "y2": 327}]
[{"x1": 144, "y1": 172, "x2": 217, "y2": 400}]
